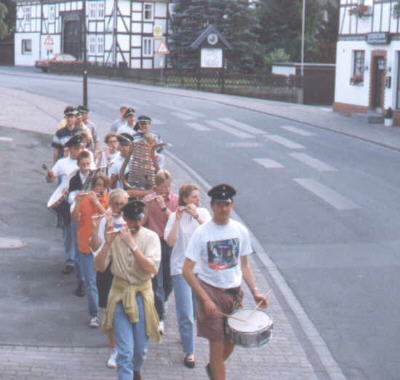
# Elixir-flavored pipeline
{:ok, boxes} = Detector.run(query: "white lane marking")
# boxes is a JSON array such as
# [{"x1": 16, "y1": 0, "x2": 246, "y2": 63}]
[
  {"x1": 290, "y1": 153, "x2": 337, "y2": 172},
  {"x1": 151, "y1": 118, "x2": 165, "y2": 125},
  {"x1": 0, "y1": 137, "x2": 13, "y2": 142},
  {"x1": 267, "y1": 135, "x2": 305, "y2": 149},
  {"x1": 170, "y1": 112, "x2": 193, "y2": 121},
  {"x1": 226, "y1": 142, "x2": 262, "y2": 148},
  {"x1": 206, "y1": 120, "x2": 254, "y2": 139},
  {"x1": 253, "y1": 158, "x2": 284, "y2": 169},
  {"x1": 186, "y1": 122, "x2": 211, "y2": 131},
  {"x1": 161, "y1": 104, "x2": 204, "y2": 118},
  {"x1": 219, "y1": 117, "x2": 265, "y2": 135},
  {"x1": 281, "y1": 125, "x2": 315, "y2": 136},
  {"x1": 294, "y1": 178, "x2": 359, "y2": 210}
]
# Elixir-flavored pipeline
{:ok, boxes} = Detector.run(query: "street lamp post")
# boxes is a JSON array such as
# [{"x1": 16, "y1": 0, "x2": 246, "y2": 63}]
[
  {"x1": 82, "y1": 0, "x2": 88, "y2": 107},
  {"x1": 301, "y1": 0, "x2": 306, "y2": 77}
]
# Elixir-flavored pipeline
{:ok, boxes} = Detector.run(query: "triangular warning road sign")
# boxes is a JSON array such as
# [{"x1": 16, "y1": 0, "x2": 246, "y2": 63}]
[{"x1": 156, "y1": 41, "x2": 169, "y2": 55}]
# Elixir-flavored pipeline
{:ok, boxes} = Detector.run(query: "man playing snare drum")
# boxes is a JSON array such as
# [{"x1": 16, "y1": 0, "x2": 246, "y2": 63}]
[{"x1": 182, "y1": 184, "x2": 268, "y2": 380}]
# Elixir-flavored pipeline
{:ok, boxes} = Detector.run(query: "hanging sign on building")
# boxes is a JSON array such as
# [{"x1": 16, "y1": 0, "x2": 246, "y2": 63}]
[{"x1": 366, "y1": 32, "x2": 390, "y2": 45}]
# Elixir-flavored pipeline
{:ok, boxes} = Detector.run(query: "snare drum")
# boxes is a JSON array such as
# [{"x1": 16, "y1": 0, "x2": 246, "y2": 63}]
[{"x1": 225, "y1": 309, "x2": 273, "y2": 348}]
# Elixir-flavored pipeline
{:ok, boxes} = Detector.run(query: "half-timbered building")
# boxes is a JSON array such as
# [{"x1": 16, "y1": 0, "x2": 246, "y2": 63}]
[
  {"x1": 334, "y1": 0, "x2": 400, "y2": 119},
  {"x1": 14, "y1": 0, "x2": 171, "y2": 69}
]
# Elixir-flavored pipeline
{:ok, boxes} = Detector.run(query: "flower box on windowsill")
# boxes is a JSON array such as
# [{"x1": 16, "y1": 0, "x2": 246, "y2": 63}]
[
  {"x1": 350, "y1": 76, "x2": 364, "y2": 86},
  {"x1": 349, "y1": 5, "x2": 372, "y2": 18}
]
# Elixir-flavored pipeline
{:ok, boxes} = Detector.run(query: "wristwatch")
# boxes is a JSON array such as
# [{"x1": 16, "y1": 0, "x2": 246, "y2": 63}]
[
  {"x1": 193, "y1": 214, "x2": 200, "y2": 220},
  {"x1": 130, "y1": 245, "x2": 138, "y2": 253},
  {"x1": 161, "y1": 207, "x2": 167, "y2": 212}
]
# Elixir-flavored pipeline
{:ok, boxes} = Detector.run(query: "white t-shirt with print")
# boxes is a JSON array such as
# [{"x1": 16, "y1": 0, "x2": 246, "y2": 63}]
[
  {"x1": 164, "y1": 207, "x2": 211, "y2": 276},
  {"x1": 185, "y1": 218, "x2": 252, "y2": 289}
]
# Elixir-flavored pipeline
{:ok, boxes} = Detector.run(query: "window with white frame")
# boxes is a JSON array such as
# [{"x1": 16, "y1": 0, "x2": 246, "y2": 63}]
[
  {"x1": 143, "y1": 3, "x2": 153, "y2": 21},
  {"x1": 97, "y1": 35, "x2": 104, "y2": 54},
  {"x1": 89, "y1": 36, "x2": 96, "y2": 54},
  {"x1": 21, "y1": 39, "x2": 32, "y2": 55},
  {"x1": 143, "y1": 37, "x2": 153, "y2": 57},
  {"x1": 351, "y1": 50, "x2": 365, "y2": 85},
  {"x1": 97, "y1": 2, "x2": 105, "y2": 18},
  {"x1": 89, "y1": 2, "x2": 97, "y2": 19},
  {"x1": 48, "y1": 5, "x2": 55, "y2": 22},
  {"x1": 24, "y1": 6, "x2": 31, "y2": 21}
]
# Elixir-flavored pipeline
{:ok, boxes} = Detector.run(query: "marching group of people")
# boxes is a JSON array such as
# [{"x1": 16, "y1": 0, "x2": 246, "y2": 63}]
[{"x1": 44, "y1": 105, "x2": 268, "y2": 380}]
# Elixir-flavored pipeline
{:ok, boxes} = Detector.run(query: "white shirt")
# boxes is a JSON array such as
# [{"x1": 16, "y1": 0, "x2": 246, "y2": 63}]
[
  {"x1": 51, "y1": 156, "x2": 78, "y2": 184},
  {"x1": 164, "y1": 207, "x2": 211, "y2": 276},
  {"x1": 109, "y1": 155, "x2": 128, "y2": 189},
  {"x1": 116, "y1": 123, "x2": 136, "y2": 136},
  {"x1": 185, "y1": 219, "x2": 252, "y2": 289}
]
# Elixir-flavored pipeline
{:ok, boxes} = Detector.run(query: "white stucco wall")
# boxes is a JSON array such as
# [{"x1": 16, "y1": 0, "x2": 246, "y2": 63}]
[
  {"x1": 14, "y1": 33, "x2": 40, "y2": 66},
  {"x1": 335, "y1": 39, "x2": 399, "y2": 110}
]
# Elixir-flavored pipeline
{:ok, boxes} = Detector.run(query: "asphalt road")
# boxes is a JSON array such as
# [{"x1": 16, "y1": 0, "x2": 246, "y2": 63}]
[{"x1": 1, "y1": 67, "x2": 400, "y2": 380}]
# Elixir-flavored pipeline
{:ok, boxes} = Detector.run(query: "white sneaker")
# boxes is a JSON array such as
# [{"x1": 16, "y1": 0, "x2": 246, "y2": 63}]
[
  {"x1": 106, "y1": 348, "x2": 118, "y2": 369},
  {"x1": 89, "y1": 315, "x2": 100, "y2": 328},
  {"x1": 158, "y1": 320, "x2": 165, "y2": 335}
]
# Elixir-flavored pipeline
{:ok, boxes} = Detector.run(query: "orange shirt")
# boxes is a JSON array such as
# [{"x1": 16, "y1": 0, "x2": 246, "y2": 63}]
[{"x1": 77, "y1": 193, "x2": 109, "y2": 254}]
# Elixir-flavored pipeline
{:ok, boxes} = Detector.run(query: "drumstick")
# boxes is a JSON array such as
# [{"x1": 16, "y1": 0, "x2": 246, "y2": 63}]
[
  {"x1": 92, "y1": 214, "x2": 104, "y2": 219},
  {"x1": 217, "y1": 311, "x2": 246, "y2": 323},
  {"x1": 248, "y1": 289, "x2": 273, "y2": 319}
]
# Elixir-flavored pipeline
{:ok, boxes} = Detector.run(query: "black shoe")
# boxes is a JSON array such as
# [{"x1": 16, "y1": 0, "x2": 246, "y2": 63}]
[
  {"x1": 184, "y1": 354, "x2": 195, "y2": 368},
  {"x1": 133, "y1": 371, "x2": 141, "y2": 380},
  {"x1": 206, "y1": 363, "x2": 213, "y2": 380},
  {"x1": 74, "y1": 283, "x2": 85, "y2": 297},
  {"x1": 62, "y1": 265, "x2": 74, "y2": 275}
]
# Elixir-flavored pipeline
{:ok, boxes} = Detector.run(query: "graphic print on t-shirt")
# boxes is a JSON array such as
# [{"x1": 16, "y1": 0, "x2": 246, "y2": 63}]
[{"x1": 207, "y1": 238, "x2": 239, "y2": 270}]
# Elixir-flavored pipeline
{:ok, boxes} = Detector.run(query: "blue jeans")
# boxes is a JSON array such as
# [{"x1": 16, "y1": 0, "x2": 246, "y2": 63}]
[
  {"x1": 70, "y1": 221, "x2": 84, "y2": 285},
  {"x1": 62, "y1": 221, "x2": 73, "y2": 266},
  {"x1": 78, "y1": 251, "x2": 98, "y2": 317},
  {"x1": 172, "y1": 274, "x2": 196, "y2": 355},
  {"x1": 114, "y1": 296, "x2": 148, "y2": 380}
]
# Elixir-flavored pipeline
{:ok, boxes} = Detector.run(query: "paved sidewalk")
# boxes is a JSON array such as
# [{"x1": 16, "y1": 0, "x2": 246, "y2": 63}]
[{"x1": 3, "y1": 73, "x2": 398, "y2": 380}]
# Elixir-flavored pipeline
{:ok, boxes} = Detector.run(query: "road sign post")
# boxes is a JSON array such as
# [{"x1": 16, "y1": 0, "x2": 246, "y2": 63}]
[{"x1": 155, "y1": 41, "x2": 169, "y2": 84}]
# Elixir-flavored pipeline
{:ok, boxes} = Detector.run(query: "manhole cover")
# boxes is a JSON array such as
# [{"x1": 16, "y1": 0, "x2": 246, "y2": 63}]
[{"x1": 0, "y1": 237, "x2": 26, "y2": 249}]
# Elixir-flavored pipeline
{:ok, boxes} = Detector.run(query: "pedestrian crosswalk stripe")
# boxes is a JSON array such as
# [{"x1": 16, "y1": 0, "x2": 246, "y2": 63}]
[
  {"x1": 226, "y1": 142, "x2": 262, "y2": 148},
  {"x1": 266, "y1": 135, "x2": 305, "y2": 149},
  {"x1": 281, "y1": 125, "x2": 315, "y2": 136},
  {"x1": 294, "y1": 178, "x2": 359, "y2": 210},
  {"x1": 290, "y1": 153, "x2": 336, "y2": 172},
  {"x1": 186, "y1": 122, "x2": 211, "y2": 131},
  {"x1": 219, "y1": 118, "x2": 265, "y2": 135},
  {"x1": 170, "y1": 112, "x2": 194, "y2": 121},
  {"x1": 206, "y1": 120, "x2": 254, "y2": 139},
  {"x1": 152, "y1": 118, "x2": 165, "y2": 125},
  {"x1": 253, "y1": 158, "x2": 284, "y2": 169},
  {"x1": 162, "y1": 104, "x2": 204, "y2": 118},
  {"x1": 0, "y1": 137, "x2": 13, "y2": 142}
]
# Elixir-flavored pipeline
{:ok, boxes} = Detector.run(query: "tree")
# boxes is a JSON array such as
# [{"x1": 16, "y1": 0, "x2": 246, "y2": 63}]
[
  {"x1": 0, "y1": 2, "x2": 8, "y2": 40},
  {"x1": 0, "y1": 0, "x2": 16, "y2": 41},
  {"x1": 169, "y1": 0, "x2": 262, "y2": 72},
  {"x1": 256, "y1": 0, "x2": 322, "y2": 64},
  {"x1": 318, "y1": 1, "x2": 339, "y2": 62},
  {"x1": 221, "y1": 0, "x2": 262, "y2": 72}
]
